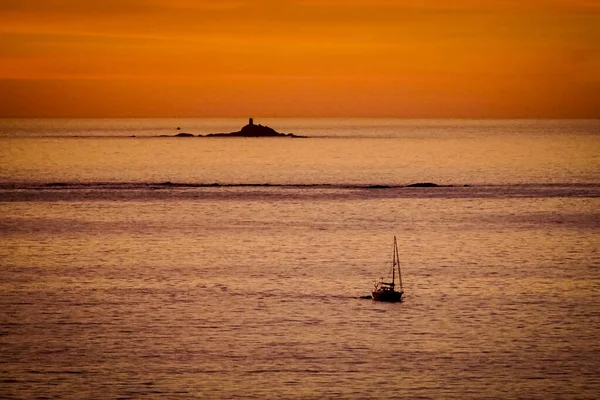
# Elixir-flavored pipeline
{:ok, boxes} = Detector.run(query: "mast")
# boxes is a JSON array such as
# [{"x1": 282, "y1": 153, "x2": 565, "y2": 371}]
[
  {"x1": 395, "y1": 236, "x2": 403, "y2": 292},
  {"x1": 392, "y1": 236, "x2": 396, "y2": 286}
]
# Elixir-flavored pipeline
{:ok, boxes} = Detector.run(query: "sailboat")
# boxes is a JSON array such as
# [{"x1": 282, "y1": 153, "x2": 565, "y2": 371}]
[{"x1": 372, "y1": 236, "x2": 404, "y2": 302}]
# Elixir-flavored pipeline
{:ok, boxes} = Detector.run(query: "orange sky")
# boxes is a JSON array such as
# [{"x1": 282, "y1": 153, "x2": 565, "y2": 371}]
[{"x1": 1, "y1": 0, "x2": 599, "y2": 117}]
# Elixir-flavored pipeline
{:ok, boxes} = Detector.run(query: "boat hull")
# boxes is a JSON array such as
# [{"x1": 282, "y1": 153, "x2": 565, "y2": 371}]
[{"x1": 372, "y1": 290, "x2": 403, "y2": 302}]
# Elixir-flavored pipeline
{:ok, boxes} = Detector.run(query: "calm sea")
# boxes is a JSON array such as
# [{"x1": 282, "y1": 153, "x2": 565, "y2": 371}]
[{"x1": 1, "y1": 118, "x2": 599, "y2": 399}]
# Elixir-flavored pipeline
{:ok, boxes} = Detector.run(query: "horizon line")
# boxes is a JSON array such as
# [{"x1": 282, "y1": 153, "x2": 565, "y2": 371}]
[{"x1": 1, "y1": 116, "x2": 599, "y2": 120}]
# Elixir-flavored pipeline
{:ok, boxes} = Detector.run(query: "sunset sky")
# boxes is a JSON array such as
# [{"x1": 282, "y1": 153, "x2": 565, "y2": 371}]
[{"x1": 1, "y1": 0, "x2": 599, "y2": 117}]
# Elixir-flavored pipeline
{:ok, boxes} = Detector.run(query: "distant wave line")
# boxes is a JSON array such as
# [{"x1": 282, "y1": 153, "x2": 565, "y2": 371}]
[
  {"x1": 0, "y1": 181, "x2": 451, "y2": 190},
  {"x1": 0, "y1": 181, "x2": 598, "y2": 191},
  {"x1": 1, "y1": 182, "x2": 598, "y2": 201}
]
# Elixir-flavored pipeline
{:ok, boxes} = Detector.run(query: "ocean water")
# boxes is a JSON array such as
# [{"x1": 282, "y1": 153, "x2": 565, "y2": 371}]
[{"x1": 0, "y1": 119, "x2": 599, "y2": 399}]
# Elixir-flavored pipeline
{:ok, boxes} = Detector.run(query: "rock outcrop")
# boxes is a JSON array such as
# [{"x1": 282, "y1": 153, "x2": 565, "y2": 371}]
[
  {"x1": 199, "y1": 118, "x2": 305, "y2": 138},
  {"x1": 406, "y1": 182, "x2": 440, "y2": 187}
]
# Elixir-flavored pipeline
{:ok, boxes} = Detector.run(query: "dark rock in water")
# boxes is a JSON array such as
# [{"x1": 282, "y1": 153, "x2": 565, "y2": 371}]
[
  {"x1": 203, "y1": 118, "x2": 306, "y2": 138},
  {"x1": 366, "y1": 185, "x2": 392, "y2": 189},
  {"x1": 406, "y1": 182, "x2": 440, "y2": 187},
  {"x1": 360, "y1": 295, "x2": 373, "y2": 299},
  {"x1": 239, "y1": 123, "x2": 280, "y2": 137},
  {"x1": 164, "y1": 118, "x2": 306, "y2": 137}
]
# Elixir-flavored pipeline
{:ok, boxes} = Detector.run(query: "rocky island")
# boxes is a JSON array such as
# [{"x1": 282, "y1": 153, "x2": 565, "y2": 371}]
[{"x1": 198, "y1": 118, "x2": 305, "y2": 138}]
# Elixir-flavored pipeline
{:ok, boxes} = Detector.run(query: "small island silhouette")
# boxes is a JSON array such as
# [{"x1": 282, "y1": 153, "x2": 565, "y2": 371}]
[{"x1": 171, "y1": 118, "x2": 305, "y2": 138}]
